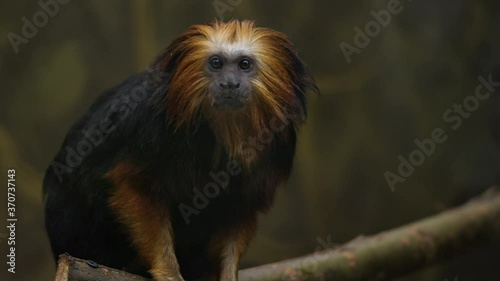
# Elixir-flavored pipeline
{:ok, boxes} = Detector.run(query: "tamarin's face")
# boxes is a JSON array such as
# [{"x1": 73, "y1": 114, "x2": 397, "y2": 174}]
[
  {"x1": 159, "y1": 20, "x2": 317, "y2": 163},
  {"x1": 205, "y1": 52, "x2": 256, "y2": 110}
]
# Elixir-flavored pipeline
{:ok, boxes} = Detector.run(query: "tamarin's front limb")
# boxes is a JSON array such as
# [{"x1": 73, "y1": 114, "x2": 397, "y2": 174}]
[
  {"x1": 207, "y1": 215, "x2": 258, "y2": 281},
  {"x1": 107, "y1": 163, "x2": 184, "y2": 281}
]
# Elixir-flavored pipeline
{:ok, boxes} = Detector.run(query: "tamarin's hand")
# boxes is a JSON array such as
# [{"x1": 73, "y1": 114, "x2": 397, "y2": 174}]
[{"x1": 43, "y1": 20, "x2": 317, "y2": 281}]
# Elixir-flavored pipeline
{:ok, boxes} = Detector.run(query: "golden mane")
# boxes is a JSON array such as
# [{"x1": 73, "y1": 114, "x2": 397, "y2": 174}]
[{"x1": 156, "y1": 20, "x2": 317, "y2": 166}]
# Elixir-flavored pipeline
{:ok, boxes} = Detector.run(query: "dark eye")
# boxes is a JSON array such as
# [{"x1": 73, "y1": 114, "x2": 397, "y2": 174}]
[
  {"x1": 238, "y1": 58, "x2": 252, "y2": 70},
  {"x1": 209, "y1": 57, "x2": 223, "y2": 70}
]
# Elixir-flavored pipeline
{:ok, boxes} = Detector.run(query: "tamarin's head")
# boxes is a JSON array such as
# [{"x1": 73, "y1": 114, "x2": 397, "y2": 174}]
[{"x1": 155, "y1": 20, "x2": 317, "y2": 164}]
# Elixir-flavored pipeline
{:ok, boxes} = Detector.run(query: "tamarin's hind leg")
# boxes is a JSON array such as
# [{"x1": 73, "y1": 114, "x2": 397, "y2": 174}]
[
  {"x1": 44, "y1": 177, "x2": 137, "y2": 271},
  {"x1": 107, "y1": 163, "x2": 184, "y2": 281},
  {"x1": 206, "y1": 215, "x2": 257, "y2": 281}
]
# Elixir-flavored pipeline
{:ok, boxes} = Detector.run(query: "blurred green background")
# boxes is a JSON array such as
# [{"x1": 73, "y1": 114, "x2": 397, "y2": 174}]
[{"x1": 1, "y1": 0, "x2": 500, "y2": 280}]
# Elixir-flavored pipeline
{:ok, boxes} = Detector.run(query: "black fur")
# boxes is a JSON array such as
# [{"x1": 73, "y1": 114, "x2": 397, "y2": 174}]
[{"x1": 43, "y1": 62, "x2": 307, "y2": 279}]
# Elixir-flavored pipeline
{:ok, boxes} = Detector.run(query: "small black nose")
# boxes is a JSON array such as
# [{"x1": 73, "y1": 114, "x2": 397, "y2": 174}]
[{"x1": 219, "y1": 82, "x2": 240, "y2": 89}]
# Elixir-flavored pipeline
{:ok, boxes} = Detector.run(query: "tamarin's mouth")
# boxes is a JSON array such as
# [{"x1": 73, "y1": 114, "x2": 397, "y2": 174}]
[{"x1": 212, "y1": 93, "x2": 248, "y2": 110}]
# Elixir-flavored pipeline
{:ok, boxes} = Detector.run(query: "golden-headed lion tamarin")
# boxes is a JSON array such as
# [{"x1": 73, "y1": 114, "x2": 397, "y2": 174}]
[{"x1": 43, "y1": 20, "x2": 317, "y2": 281}]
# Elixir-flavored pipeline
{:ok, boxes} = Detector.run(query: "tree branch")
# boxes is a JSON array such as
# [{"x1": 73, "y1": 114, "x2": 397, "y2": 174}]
[{"x1": 55, "y1": 187, "x2": 500, "y2": 281}]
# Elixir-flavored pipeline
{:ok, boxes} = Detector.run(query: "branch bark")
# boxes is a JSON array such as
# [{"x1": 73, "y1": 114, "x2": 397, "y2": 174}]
[{"x1": 55, "y1": 187, "x2": 500, "y2": 281}]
